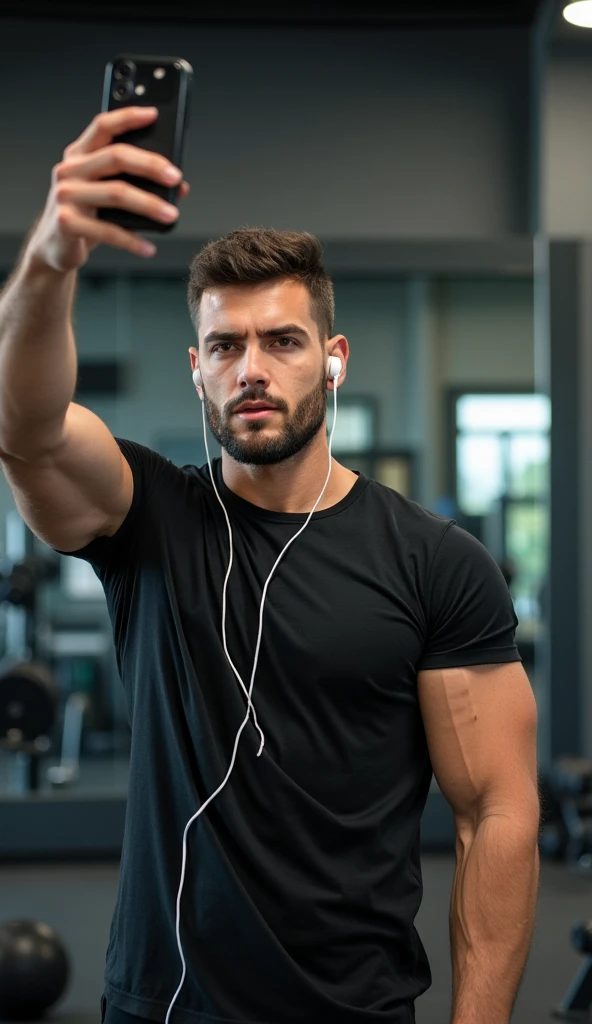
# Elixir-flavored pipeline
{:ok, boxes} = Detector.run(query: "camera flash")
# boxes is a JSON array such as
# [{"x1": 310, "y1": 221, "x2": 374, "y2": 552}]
[
  {"x1": 135, "y1": 84, "x2": 146, "y2": 96},
  {"x1": 153, "y1": 68, "x2": 166, "y2": 80}
]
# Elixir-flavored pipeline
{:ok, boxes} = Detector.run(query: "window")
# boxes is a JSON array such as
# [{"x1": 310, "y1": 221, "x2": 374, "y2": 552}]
[
  {"x1": 456, "y1": 394, "x2": 550, "y2": 515},
  {"x1": 454, "y1": 393, "x2": 550, "y2": 641}
]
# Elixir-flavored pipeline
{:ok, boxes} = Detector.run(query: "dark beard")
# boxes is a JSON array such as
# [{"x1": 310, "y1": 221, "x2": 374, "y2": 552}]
[{"x1": 203, "y1": 363, "x2": 328, "y2": 466}]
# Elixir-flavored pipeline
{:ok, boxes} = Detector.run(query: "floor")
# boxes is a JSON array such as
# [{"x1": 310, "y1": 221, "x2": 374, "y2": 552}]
[{"x1": 0, "y1": 854, "x2": 588, "y2": 1023}]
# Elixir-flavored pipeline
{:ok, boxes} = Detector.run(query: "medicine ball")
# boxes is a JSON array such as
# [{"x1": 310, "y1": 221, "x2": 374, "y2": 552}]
[{"x1": 0, "y1": 919, "x2": 70, "y2": 1020}]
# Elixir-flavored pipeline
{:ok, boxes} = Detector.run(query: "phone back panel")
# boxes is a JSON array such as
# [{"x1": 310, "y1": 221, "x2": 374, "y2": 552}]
[{"x1": 98, "y1": 54, "x2": 192, "y2": 233}]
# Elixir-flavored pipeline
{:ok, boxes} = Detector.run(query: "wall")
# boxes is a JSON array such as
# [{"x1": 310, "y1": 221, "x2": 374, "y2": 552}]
[
  {"x1": 422, "y1": 278, "x2": 535, "y2": 503},
  {"x1": 438, "y1": 279, "x2": 535, "y2": 387},
  {"x1": 544, "y1": 42, "x2": 592, "y2": 235},
  {"x1": 1, "y1": 17, "x2": 532, "y2": 240}
]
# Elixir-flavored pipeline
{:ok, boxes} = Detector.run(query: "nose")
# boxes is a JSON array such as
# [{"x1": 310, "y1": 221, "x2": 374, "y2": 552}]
[{"x1": 238, "y1": 348, "x2": 270, "y2": 390}]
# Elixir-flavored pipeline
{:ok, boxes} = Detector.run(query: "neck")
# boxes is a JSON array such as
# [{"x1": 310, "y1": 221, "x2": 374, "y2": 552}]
[{"x1": 220, "y1": 438, "x2": 357, "y2": 513}]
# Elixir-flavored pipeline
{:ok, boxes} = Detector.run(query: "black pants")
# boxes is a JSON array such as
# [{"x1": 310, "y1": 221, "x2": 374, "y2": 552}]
[{"x1": 101, "y1": 995, "x2": 150, "y2": 1024}]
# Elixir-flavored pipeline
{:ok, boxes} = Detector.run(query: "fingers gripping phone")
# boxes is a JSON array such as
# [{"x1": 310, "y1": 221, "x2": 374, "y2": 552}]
[{"x1": 98, "y1": 54, "x2": 193, "y2": 233}]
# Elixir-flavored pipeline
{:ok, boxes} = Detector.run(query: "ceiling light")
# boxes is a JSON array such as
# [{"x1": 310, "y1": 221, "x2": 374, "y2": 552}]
[{"x1": 564, "y1": 2, "x2": 592, "y2": 27}]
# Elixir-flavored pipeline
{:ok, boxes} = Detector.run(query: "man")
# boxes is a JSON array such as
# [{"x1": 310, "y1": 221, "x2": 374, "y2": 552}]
[{"x1": 0, "y1": 106, "x2": 540, "y2": 1024}]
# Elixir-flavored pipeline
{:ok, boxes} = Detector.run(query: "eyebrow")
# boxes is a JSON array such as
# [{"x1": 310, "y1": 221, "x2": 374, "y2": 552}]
[{"x1": 203, "y1": 323, "x2": 311, "y2": 347}]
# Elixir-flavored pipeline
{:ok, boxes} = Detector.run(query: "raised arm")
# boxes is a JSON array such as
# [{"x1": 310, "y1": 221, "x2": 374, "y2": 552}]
[{"x1": 0, "y1": 107, "x2": 188, "y2": 551}]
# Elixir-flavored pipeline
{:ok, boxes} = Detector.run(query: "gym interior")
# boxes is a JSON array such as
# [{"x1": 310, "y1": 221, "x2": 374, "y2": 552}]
[{"x1": 1, "y1": 1, "x2": 592, "y2": 1021}]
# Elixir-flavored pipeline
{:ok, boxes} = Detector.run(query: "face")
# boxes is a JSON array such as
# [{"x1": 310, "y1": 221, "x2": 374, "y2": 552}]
[{"x1": 194, "y1": 279, "x2": 340, "y2": 466}]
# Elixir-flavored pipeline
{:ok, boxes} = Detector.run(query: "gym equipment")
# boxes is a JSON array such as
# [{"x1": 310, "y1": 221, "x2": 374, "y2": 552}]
[
  {"x1": 539, "y1": 770, "x2": 570, "y2": 860},
  {"x1": 553, "y1": 920, "x2": 592, "y2": 1020},
  {"x1": 538, "y1": 758, "x2": 592, "y2": 872},
  {"x1": 0, "y1": 546, "x2": 59, "y2": 660},
  {"x1": 0, "y1": 661, "x2": 57, "y2": 743},
  {"x1": 0, "y1": 513, "x2": 96, "y2": 792},
  {"x1": 1, "y1": 511, "x2": 59, "y2": 675},
  {"x1": 0, "y1": 553, "x2": 59, "y2": 610},
  {"x1": 47, "y1": 691, "x2": 90, "y2": 787},
  {"x1": 0, "y1": 514, "x2": 60, "y2": 793},
  {"x1": 0, "y1": 661, "x2": 57, "y2": 793},
  {"x1": 0, "y1": 919, "x2": 70, "y2": 1021},
  {"x1": 0, "y1": 662, "x2": 92, "y2": 792}
]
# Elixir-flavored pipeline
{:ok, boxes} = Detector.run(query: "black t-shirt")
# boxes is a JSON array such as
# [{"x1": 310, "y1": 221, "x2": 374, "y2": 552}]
[{"x1": 62, "y1": 439, "x2": 520, "y2": 1024}]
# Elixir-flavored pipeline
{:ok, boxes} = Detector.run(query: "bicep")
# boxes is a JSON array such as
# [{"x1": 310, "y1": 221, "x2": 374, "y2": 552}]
[
  {"x1": 0, "y1": 402, "x2": 133, "y2": 551},
  {"x1": 417, "y1": 662, "x2": 539, "y2": 828}
]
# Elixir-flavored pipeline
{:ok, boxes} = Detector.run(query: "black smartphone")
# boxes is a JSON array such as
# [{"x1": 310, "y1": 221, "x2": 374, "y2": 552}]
[{"x1": 97, "y1": 53, "x2": 193, "y2": 233}]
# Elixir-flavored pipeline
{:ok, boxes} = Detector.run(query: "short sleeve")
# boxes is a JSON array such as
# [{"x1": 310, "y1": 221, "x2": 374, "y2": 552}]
[
  {"x1": 418, "y1": 523, "x2": 521, "y2": 670},
  {"x1": 53, "y1": 437, "x2": 169, "y2": 568}
]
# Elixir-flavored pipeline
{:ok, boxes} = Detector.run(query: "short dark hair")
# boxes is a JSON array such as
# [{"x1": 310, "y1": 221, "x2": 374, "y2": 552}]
[{"x1": 187, "y1": 227, "x2": 335, "y2": 343}]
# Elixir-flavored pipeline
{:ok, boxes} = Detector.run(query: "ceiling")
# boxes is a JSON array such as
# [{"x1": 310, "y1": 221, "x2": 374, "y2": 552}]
[
  {"x1": 4, "y1": 1, "x2": 587, "y2": 48},
  {"x1": 0, "y1": 0, "x2": 546, "y2": 27}
]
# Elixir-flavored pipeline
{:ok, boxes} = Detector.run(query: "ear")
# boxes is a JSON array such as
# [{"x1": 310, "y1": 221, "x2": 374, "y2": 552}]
[
  {"x1": 326, "y1": 335, "x2": 348, "y2": 390},
  {"x1": 188, "y1": 346, "x2": 202, "y2": 394}
]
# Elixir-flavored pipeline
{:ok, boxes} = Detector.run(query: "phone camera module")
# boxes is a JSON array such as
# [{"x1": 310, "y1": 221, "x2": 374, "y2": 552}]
[
  {"x1": 112, "y1": 81, "x2": 134, "y2": 101},
  {"x1": 113, "y1": 60, "x2": 136, "y2": 81}
]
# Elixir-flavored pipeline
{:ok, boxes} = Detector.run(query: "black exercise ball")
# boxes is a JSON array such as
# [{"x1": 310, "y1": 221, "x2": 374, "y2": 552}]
[{"x1": 0, "y1": 919, "x2": 70, "y2": 1020}]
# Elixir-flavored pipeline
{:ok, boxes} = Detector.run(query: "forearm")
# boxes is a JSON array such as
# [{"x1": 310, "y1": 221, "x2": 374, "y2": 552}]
[
  {"x1": 450, "y1": 812, "x2": 540, "y2": 1024},
  {"x1": 0, "y1": 246, "x2": 78, "y2": 459}
]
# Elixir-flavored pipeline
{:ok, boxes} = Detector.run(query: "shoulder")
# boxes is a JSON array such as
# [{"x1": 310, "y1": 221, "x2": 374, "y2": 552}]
[
  {"x1": 114, "y1": 437, "x2": 213, "y2": 497},
  {"x1": 362, "y1": 476, "x2": 455, "y2": 550},
  {"x1": 360, "y1": 480, "x2": 506, "y2": 583}
]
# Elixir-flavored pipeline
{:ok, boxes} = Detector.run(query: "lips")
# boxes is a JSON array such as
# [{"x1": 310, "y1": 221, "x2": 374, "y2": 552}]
[{"x1": 234, "y1": 403, "x2": 277, "y2": 414}]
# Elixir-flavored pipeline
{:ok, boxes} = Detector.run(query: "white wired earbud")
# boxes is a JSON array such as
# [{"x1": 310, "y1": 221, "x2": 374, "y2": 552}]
[{"x1": 166, "y1": 354, "x2": 342, "y2": 1023}]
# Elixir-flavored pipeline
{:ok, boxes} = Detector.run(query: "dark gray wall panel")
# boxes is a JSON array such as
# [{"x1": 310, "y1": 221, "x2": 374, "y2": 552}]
[{"x1": 2, "y1": 19, "x2": 531, "y2": 239}]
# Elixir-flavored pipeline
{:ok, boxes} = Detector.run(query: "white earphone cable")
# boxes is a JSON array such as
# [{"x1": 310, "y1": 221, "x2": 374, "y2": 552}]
[{"x1": 165, "y1": 366, "x2": 340, "y2": 1023}]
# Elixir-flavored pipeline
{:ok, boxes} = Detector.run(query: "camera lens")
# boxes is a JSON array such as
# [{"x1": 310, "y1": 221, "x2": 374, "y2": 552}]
[
  {"x1": 112, "y1": 81, "x2": 134, "y2": 101},
  {"x1": 113, "y1": 60, "x2": 135, "y2": 81}
]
